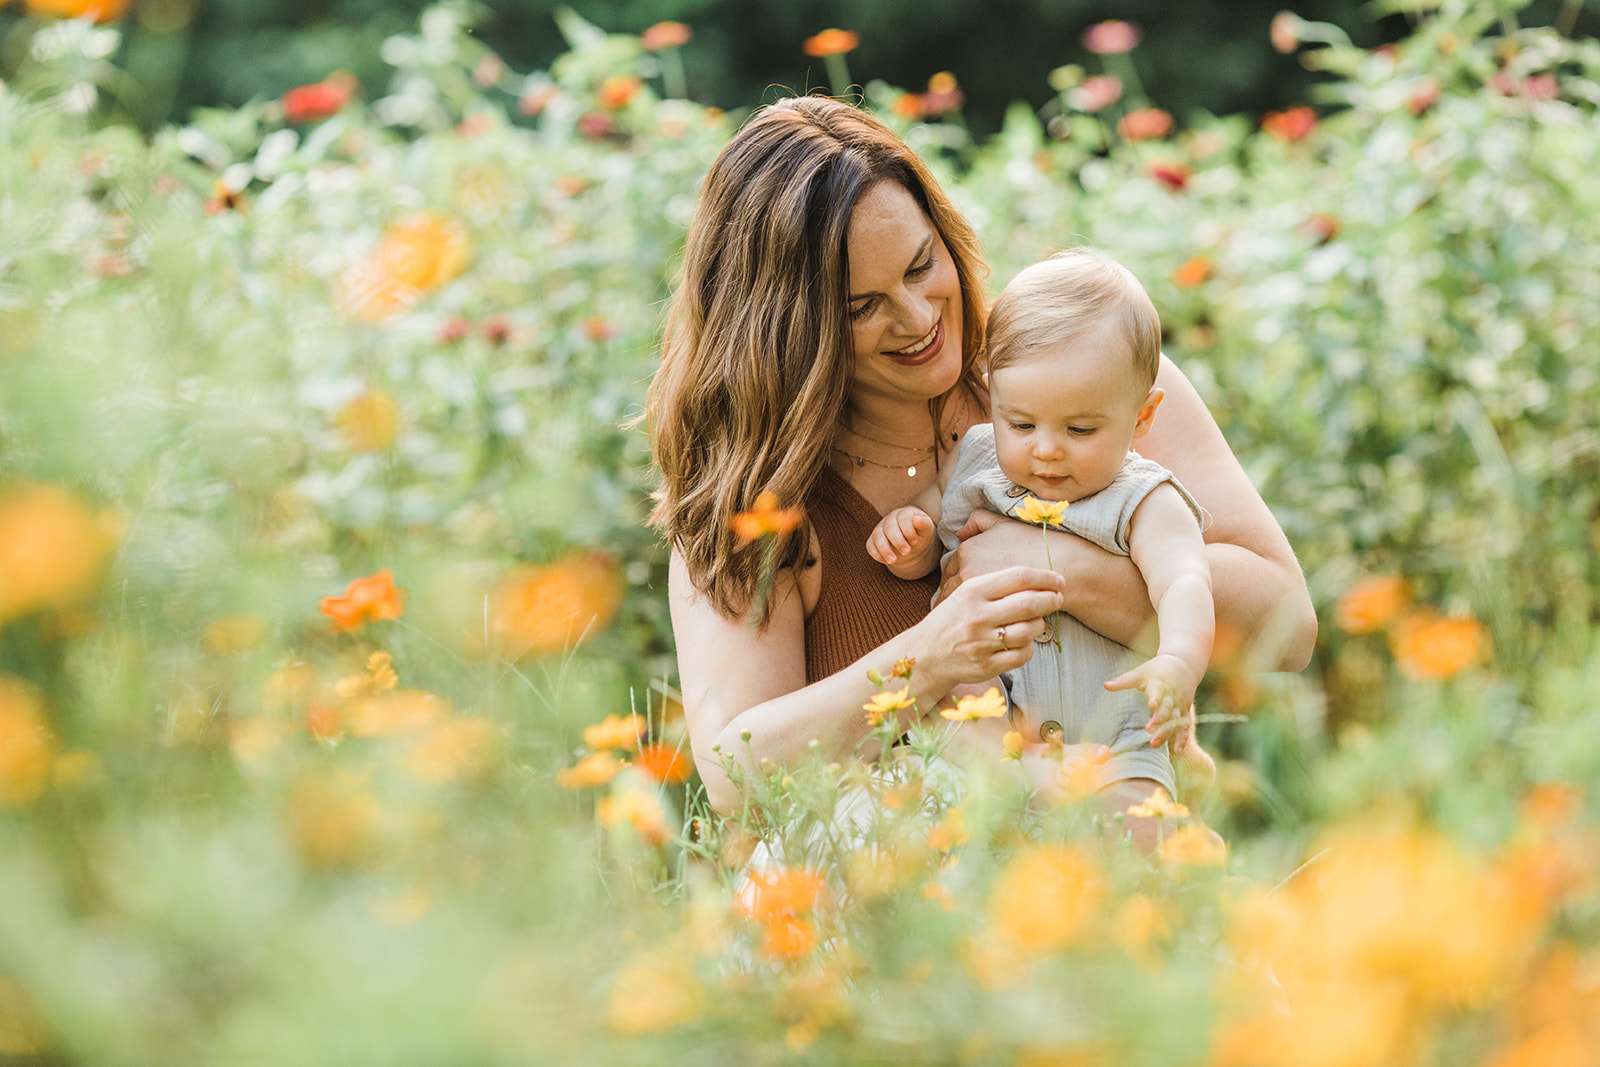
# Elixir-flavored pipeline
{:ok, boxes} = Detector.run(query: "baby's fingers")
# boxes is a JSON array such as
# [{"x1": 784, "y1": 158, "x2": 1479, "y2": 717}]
[{"x1": 1103, "y1": 668, "x2": 1143, "y2": 693}]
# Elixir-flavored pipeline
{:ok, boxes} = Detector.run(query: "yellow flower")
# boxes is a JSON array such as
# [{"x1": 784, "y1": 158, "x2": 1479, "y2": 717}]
[
  {"x1": 1126, "y1": 788, "x2": 1190, "y2": 820},
  {"x1": 1014, "y1": 495, "x2": 1069, "y2": 526},
  {"x1": 338, "y1": 212, "x2": 471, "y2": 320},
  {"x1": 940, "y1": 686, "x2": 1007, "y2": 722},
  {"x1": 557, "y1": 750, "x2": 620, "y2": 789},
  {"x1": 987, "y1": 845, "x2": 1104, "y2": 955},
  {"x1": 403, "y1": 716, "x2": 496, "y2": 785},
  {"x1": 1001, "y1": 730, "x2": 1025, "y2": 761},
  {"x1": 286, "y1": 772, "x2": 382, "y2": 870},
  {"x1": 335, "y1": 650, "x2": 399, "y2": 699},
  {"x1": 341, "y1": 690, "x2": 445, "y2": 738},
  {"x1": 335, "y1": 390, "x2": 400, "y2": 452},
  {"x1": 0, "y1": 481, "x2": 118, "y2": 624},
  {"x1": 0, "y1": 675, "x2": 54, "y2": 807},
  {"x1": 582, "y1": 712, "x2": 645, "y2": 752},
  {"x1": 1159, "y1": 824, "x2": 1227, "y2": 869},
  {"x1": 863, "y1": 686, "x2": 915, "y2": 726},
  {"x1": 927, "y1": 806, "x2": 969, "y2": 852},
  {"x1": 608, "y1": 949, "x2": 701, "y2": 1034}
]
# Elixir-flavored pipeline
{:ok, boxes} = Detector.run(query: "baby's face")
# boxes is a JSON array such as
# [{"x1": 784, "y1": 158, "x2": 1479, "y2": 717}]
[{"x1": 988, "y1": 322, "x2": 1159, "y2": 503}]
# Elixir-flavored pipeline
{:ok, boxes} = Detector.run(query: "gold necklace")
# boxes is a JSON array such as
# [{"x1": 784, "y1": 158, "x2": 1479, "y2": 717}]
[
  {"x1": 838, "y1": 423, "x2": 938, "y2": 453},
  {"x1": 831, "y1": 445, "x2": 928, "y2": 478}
]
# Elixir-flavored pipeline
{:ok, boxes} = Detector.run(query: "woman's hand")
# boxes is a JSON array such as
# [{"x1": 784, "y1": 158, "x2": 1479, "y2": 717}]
[
  {"x1": 936, "y1": 509, "x2": 1057, "y2": 604},
  {"x1": 911, "y1": 565, "x2": 1065, "y2": 694}
]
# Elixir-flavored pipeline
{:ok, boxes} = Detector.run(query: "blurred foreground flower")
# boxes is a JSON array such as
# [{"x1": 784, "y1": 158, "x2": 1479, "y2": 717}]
[
  {"x1": 281, "y1": 72, "x2": 358, "y2": 124},
  {"x1": 0, "y1": 676, "x2": 54, "y2": 806},
  {"x1": 0, "y1": 482, "x2": 118, "y2": 625},
  {"x1": 287, "y1": 771, "x2": 382, "y2": 869},
  {"x1": 598, "y1": 787, "x2": 672, "y2": 845},
  {"x1": 583, "y1": 712, "x2": 644, "y2": 752},
  {"x1": 731, "y1": 492, "x2": 803, "y2": 544},
  {"x1": 1391, "y1": 611, "x2": 1486, "y2": 679},
  {"x1": 987, "y1": 845, "x2": 1104, "y2": 956},
  {"x1": 404, "y1": 716, "x2": 495, "y2": 784},
  {"x1": 338, "y1": 212, "x2": 471, "y2": 321},
  {"x1": 557, "y1": 750, "x2": 620, "y2": 789},
  {"x1": 1335, "y1": 574, "x2": 1409, "y2": 634},
  {"x1": 635, "y1": 742, "x2": 694, "y2": 784},
  {"x1": 319, "y1": 569, "x2": 406, "y2": 633},
  {"x1": 489, "y1": 551, "x2": 622, "y2": 658},
  {"x1": 609, "y1": 949, "x2": 702, "y2": 1034}
]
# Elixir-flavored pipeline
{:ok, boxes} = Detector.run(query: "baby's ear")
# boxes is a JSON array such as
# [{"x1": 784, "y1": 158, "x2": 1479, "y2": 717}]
[{"x1": 1132, "y1": 387, "x2": 1165, "y2": 439}]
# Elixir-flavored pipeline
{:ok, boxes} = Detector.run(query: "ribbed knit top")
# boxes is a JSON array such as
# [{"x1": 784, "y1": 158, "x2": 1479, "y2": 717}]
[{"x1": 803, "y1": 464, "x2": 940, "y2": 685}]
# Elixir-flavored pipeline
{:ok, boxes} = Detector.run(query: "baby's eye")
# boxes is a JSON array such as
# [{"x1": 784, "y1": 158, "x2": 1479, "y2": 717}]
[
  {"x1": 1069, "y1": 426, "x2": 1096, "y2": 436},
  {"x1": 1010, "y1": 422, "x2": 1034, "y2": 433}
]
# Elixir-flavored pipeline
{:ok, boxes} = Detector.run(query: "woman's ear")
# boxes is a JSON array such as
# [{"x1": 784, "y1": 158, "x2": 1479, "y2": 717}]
[{"x1": 1132, "y1": 387, "x2": 1165, "y2": 439}]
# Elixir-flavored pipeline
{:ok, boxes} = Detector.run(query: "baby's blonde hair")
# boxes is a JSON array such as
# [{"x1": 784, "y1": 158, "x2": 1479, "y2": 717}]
[{"x1": 985, "y1": 248, "x2": 1161, "y2": 389}]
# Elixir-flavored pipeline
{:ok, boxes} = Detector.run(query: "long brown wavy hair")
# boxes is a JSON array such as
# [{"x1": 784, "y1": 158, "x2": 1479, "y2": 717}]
[{"x1": 644, "y1": 95, "x2": 990, "y2": 621}]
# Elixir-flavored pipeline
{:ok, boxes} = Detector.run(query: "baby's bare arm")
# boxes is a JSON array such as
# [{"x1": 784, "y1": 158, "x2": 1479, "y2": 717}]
[{"x1": 1106, "y1": 485, "x2": 1215, "y2": 741}]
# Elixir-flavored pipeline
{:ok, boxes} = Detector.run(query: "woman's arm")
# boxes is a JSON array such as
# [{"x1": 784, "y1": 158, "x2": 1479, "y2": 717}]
[
  {"x1": 670, "y1": 548, "x2": 1066, "y2": 814},
  {"x1": 940, "y1": 355, "x2": 1316, "y2": 672}
]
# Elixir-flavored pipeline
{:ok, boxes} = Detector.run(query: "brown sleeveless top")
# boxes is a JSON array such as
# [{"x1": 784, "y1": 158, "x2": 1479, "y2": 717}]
[{"x1": 803, "y1": 464, "x2": 941, "y2": 684}]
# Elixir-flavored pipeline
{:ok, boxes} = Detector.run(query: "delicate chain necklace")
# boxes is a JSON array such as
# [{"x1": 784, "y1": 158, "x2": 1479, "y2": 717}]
[
  {"x1": 838, "y1": 422, "x2": 938, "y2": 453},
  {"x1": 831, "y1": 445, "x2": 928, "y2": 478}
]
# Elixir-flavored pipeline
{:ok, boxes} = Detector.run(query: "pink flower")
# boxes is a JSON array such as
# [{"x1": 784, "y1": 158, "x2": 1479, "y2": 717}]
[
  {"x1": 1270, "y1": 11, "x2": 1300, "y2": 54},
  {"x1": 1070, "y1": 74, "x2": 1122, "y2": 112},
  {"x1": 1117, "y1": 107, "x2": 1173, "y2": 141},
  {"x1": 1146, "y1": 160, "x2": 1192, "y2": 192},
  {"x1": 1082, "y1": 20, "x2": 1141, "y2": 55}
]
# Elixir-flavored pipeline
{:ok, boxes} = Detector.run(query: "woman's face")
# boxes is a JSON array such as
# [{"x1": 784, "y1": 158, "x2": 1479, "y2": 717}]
[{"x1": 844, "y1": 182, "x2": 964, "y2": 405}]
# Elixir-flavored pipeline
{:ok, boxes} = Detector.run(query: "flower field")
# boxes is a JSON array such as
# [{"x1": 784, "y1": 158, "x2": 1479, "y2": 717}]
[{"x1": 2, "y1": 3, "x2": 1599, "y2": 1063}]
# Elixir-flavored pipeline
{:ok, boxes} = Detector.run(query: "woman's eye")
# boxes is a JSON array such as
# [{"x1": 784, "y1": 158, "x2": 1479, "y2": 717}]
[
  {"x1": 848, "y1": 300, "x2": 875, "y2": 321},
  {"x1": 907, "y1": 259, "x2": 933, "y2": 278}
]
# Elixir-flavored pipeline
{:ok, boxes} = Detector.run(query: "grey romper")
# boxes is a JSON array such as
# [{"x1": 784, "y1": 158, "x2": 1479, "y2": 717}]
[{"x1": 937, "y1": 423, "x2": 1203, "y2": 796}]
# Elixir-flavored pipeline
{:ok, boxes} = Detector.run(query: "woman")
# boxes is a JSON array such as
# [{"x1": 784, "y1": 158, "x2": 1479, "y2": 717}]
[{"x1": 645, "y1": 96, "x2": 1316, "y2": 820}]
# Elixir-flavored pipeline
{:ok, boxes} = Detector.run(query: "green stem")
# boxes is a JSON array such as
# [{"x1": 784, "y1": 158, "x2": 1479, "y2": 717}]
[
  {"x1": 1042, "y1": 527, "x2": 1062, "y2": 651},
  {"x1": 824, "y1": 54, "x2": 852, "y2": 98}
]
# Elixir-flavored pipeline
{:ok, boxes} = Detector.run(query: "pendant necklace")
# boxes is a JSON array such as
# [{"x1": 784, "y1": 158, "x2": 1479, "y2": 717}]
[{"x1": 831, "y1": 445, "x2": 934, "y2": 478}]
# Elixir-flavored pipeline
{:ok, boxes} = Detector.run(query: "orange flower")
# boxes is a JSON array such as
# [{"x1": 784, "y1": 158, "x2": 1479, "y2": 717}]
[
  {"x1": 597, "y1": 75, "x2": 643, "y2": 110},
  {"x1": 1334, "y1": 574, "x2": 1409, "y2": 634},
  {"x1": 1520, "y1": 782, "x2": 1583, "y2": 831},
  {"x1": 641, "y1": 21, "x2": 691, "y2": 51},
  {"x1": 730, "y1": 492, "x2": 803, "y2": 544},
  {"x1": 0, "y1": 675, "x2": 54, "y2": 807},
  {"x1": 281, "y1": 72, "x2": 358, "y2": 124},
  {"x1": 583, "y1": 712, "x2": 645, "y2": 752},
  {"x1": 598, "y1": 788, "x2": 672, "y2": 845},
  {"x1": 636, "y1": 742, "x2": 695, "y2": 784},
  {"x1": 341, "y1": 690, "x2": 446, "y2": 738},
  {"x1": 286, "y1": 772, "x2": 382, "y2": 870},
  {"x1": 1159, "y1": 823, "x2": 1228, "y2": 869},
  {"x1": 488, "y1": 551, "x2": 622, "y2": 659},
  {"x1": 736, "y1": 866, "x2": 828, "y2": 922},
  {"x1": 338, "y1": 212, "x2": 471, "y2": 320},
  {"x1": 803, "y1": 28, "x2": 859, "y2": 57},
  {"x1": 760, "y1": 915, "x2": 818, "y2": 959},
  {"x1": 335, "y1": 390, "x2": 400, "y2": 452},
  {"x1": 608, "y1": 949, "x2": 702, "y2": 1034},
  {"x1": 1262, "y1": 105, "x2": 1317, "y2": 142},
  {"x1": 0, "y1": 481, "x2": 118, "y2": 624},
  {"x1": 1391, "y1": 611, "x2": 1486, "y2": 680},
  {"x1": 1171, "y1": 254, "x2": 1212, "y2": 288},
  {"x1": 1116, "y1": 107, "x2": 1173, "y2": 141},
  {"x1": 557, "y1": 750, "x2": 621, "y2": 789},
  {"x1": 23, "y1": 0, "x2": 128, "y2": 21},
  {"x1": 319, "y1": 569, "x2": 406, "y2": 633}
]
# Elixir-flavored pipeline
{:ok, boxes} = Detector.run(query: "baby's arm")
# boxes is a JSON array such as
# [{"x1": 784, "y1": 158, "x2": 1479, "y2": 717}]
[
  {"x1": 867, "y1": 485, "x2": 943, "y2": 579},
  {"x1": 1105, "y1": 483, "x2": 1215, "y2": 746}
]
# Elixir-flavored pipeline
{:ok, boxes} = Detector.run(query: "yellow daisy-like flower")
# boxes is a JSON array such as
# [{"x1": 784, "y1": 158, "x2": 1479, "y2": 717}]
[
  {"x1": 863, "y1": 686, "x2": 915, "y2": 726},
  {"x1": 1001, "y1": 731, "x2": 1025, "y2": 761},
  {"x1": 1126, "y1": 788, "x2": 1190, "y2": 820},
  {"x1": 939, "y1": 686, "x2": 1007, "y2": 722},
  {"x1": 1014, "y1": 495, "x2": 1069, "y2": 527}
]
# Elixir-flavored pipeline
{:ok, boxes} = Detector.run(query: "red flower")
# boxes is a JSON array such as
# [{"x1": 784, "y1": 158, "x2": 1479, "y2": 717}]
[
  {"x1": 577, "y1": 112, "x2": 618, "y2": 140},
  {"x1": 1304, "y1": 213, "x2": 1340, "y2": 245},
  {"x1": 436, "y1": 316, "x2": 471, "y2": 344},
  {"x1": 1262, "y1": 105, "x2": 1317, "y2": 142},
  {"x1": 641, "y1": 21, "x2": 691, "y2": 51},
  {"x1": 1117, "y1": 107, "x2": 1173, "y2": 141},
  {"x1": 803, "y1": 28, "x2": 859, "y2": 57},
  {"x1": 1408, "y1": 79, "x2": 1441, "y2": 116},
  {"x1": 1146, "y1": 160, "x2": 1192, "y2": 192},
  {"x1": 483, "y1": 317, "x2": 512, "y2": 346},
  {"x1": 282, "y1": 73, "x2": 358, "y2": 125},
  {"x1": 1082, "y1": 20, "x2": 1141, "y2": 55},
  {"x1": 319, "y1": 569, "x2": 406, "y2": 633}
]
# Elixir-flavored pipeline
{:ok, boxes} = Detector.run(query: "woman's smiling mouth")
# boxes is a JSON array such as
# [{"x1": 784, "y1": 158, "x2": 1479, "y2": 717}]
[{"x1": 885, "y1": 317, "x2": 943, "y2": 366}]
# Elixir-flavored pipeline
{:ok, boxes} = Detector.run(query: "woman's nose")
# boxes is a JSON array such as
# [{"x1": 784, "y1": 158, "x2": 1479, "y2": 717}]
[{"x1": 887, "y1": 289, "x2": 936, "y2": 338}]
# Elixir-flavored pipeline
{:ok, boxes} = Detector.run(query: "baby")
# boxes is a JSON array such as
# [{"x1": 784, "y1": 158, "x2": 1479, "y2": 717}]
[{"x1": 866, "y1": 249, "x2": 1214, "y2": 805}]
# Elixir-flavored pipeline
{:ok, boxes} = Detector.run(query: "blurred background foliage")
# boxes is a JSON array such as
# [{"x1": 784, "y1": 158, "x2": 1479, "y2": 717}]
[{"x1": 3, "y1": 0, "x2": 1598, "y2": 134}]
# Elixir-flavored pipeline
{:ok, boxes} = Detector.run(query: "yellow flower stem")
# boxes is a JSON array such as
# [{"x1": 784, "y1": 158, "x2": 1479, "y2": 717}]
[{"x1": 1041, "y1": 525, "x2": 1063, "y2": 651}]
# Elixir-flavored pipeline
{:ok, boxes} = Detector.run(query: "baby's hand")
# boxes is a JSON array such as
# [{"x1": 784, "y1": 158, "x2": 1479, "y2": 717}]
[
  {"x1": 1105, "y1": 654, "x2": 1199, "y2": 747},
  {"x1": 867, "y1": 506, "x2": 936, "y2": 567}
]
